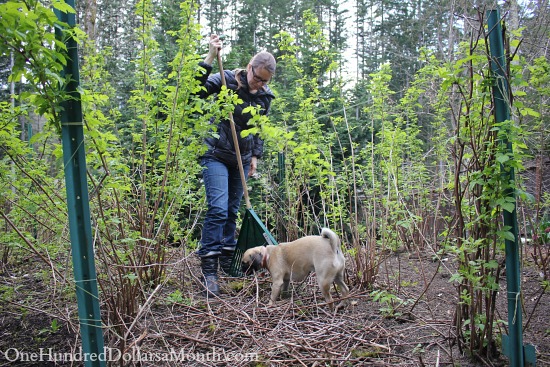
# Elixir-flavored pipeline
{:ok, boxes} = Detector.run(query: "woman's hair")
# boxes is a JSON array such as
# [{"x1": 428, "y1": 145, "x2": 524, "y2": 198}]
[
  {"x1": 235, "y1": 51, "x2": 276, "y2": 90},
  {"x1": 250, "y1": 51, "x2": 276, "y2": 75}
]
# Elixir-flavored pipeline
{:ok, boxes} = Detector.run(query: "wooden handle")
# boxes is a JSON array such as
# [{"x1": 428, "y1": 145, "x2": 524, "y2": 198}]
[{"x1": 216, "y1": 52, "x2": 252, "y2": 209}]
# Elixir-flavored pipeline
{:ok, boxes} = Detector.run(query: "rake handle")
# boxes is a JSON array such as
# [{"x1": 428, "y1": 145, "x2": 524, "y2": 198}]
[{"x1": 216, "y1": 52, "x2": 252, "y2": 209}]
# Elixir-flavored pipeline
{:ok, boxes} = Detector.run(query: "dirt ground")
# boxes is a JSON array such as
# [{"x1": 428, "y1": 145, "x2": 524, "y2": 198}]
[{"x1": 0, "y1": 245, "x2": 549, "y2": 366}]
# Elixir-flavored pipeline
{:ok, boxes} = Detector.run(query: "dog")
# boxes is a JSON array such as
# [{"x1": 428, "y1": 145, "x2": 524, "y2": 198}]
[{"x1": 241, "y1": 228, "x2": 349, "y2": 310}]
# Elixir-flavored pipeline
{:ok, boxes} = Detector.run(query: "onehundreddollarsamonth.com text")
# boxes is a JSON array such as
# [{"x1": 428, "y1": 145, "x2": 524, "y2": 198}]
[{"x1": 1, "y1": 347, "x2": 258, "y2": 363}]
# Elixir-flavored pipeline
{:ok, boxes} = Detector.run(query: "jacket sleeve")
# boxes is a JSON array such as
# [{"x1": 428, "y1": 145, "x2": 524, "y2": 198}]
[
  {"x1": 252, "y1": 135, "x2": 264, "y2": 159},
  {"x1": 196, "y1": 61, "x2": 222, "y2": 98}
]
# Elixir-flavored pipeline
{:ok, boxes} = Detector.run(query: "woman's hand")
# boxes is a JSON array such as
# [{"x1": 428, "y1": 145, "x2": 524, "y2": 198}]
[
  {"x1": 249, "y1": 156, "x2": 258, "y2": 177},
  {"x1": 204, "y1": 34, "x2": 222, "y2": 65}
]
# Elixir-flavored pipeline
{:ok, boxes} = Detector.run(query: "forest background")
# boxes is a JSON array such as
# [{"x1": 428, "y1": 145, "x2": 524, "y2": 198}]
[{"x1": 0, "y1": 0, "x2": 549, "y2": 365}]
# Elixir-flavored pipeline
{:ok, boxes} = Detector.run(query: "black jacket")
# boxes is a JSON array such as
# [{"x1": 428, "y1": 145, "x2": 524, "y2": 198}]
[{"x1": 197, "y1": 61, "x2": 275, "y2": 168}]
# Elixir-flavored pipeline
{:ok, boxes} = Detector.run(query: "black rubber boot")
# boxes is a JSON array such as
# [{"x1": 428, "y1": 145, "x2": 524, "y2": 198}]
[
  {"x1": 219, "y1": 248, "x2": 235, "y2": 275},
  {"x1": 200, "y1": 256, "x2": 220, "y2": 297}
]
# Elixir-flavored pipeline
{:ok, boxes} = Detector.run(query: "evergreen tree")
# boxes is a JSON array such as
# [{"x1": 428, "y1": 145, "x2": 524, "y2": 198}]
[
  {"x1": 0, "y1": 54, "x2": 13, "y2": 103},
  {"x1": 155, "y1": 0, "x2": 184, "y2": 77},
  {"x1": 93, "y1": 0, "x2": 140, "y2": 114}
]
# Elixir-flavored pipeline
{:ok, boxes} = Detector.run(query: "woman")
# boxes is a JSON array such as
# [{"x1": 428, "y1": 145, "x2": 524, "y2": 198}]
[{"x1": 195, "y1": 34, "x2": 276, "y2": 296}]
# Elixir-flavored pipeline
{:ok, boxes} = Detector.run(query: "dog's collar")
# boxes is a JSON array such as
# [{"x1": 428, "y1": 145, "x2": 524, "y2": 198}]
[{"x1": 261, "y1": 252, "x2": 269, "y2": 268}]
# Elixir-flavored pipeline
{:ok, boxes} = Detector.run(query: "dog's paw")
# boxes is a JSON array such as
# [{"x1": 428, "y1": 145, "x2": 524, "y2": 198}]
[
  {"x1": 334, "y1": 300, "x2": 349, "y2": 312},
  {"x1": 280, "y1": 290, "x2": 292, "y2": 299}
]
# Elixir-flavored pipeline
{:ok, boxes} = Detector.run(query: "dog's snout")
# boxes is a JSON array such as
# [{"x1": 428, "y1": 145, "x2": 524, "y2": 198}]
[{"x1": 241, "y1": 261, "x2": 254, "y2": 275}]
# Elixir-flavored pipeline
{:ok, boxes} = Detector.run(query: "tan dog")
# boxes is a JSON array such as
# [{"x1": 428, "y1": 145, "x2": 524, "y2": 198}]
[{"x1": 241, "y1": 228, "x2": 349, "y2": 310}]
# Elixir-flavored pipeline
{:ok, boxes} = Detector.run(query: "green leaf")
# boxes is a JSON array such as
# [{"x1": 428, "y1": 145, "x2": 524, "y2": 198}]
[
  {"x1": 449, "y1": 273, "x2": 463, "y2": 283},
  {"x1": 483, "y1": 260, "x2": 499, "y2": 269},
  {"x1": 52, "y1": 0, "x2": 76, "y2": 14},
  {"x1": 496, "y1": 153, "x2": 509, "y2": 164},
  {"x1": 517, "y1": 106, "x2": 540, "y2": 117},
  {"x1": 501, "y1": 202, "x2": 515, "y2": 213},
  {"x1": 496, "y1": 230, "x2": 515, "y2": 241}
]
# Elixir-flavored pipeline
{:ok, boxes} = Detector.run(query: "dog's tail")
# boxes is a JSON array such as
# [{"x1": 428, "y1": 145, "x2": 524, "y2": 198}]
[{"x1": 321, "y1": 228, "x2": 341, "y2": 255}]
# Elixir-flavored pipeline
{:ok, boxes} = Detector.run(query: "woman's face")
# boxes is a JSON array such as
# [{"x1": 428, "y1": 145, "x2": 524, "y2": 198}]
[{"x1": 247, "y1": 64, "x2": 272, "y2": 91}]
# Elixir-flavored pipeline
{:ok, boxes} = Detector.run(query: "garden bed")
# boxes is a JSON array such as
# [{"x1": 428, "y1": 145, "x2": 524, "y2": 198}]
[{"x1": 1, "y1": 246, "x2": 549, "y2": 366}]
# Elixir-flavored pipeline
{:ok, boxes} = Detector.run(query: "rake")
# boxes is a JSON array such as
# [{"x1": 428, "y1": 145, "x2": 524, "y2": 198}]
[{"x1": 216, "y1": 52, "x2": 278, "y2": 276}]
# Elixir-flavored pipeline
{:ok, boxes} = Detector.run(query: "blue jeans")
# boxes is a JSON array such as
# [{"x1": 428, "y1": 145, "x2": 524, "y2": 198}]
[{"x1": 197, "y1": 158, "x2": 249, "y2": 258}]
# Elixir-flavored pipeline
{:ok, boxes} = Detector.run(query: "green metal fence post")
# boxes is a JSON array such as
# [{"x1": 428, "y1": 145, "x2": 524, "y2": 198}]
[
  {"x1": 487, "y1": 9, "x2": 536, "y2": 367},
  {"x1": 55, "y1": 2, "x2": 106, "y2": 366}
]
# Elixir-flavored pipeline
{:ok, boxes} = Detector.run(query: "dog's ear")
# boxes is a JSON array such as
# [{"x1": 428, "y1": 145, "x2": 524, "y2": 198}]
[{"x1": 252, "y1": 252, "x2": 263, "y2": 269}]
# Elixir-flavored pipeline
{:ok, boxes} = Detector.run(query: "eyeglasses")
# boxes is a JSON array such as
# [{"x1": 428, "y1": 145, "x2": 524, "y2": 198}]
[{"x1": 251, "y1": 66, "x2": 271, "y2": 84}]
